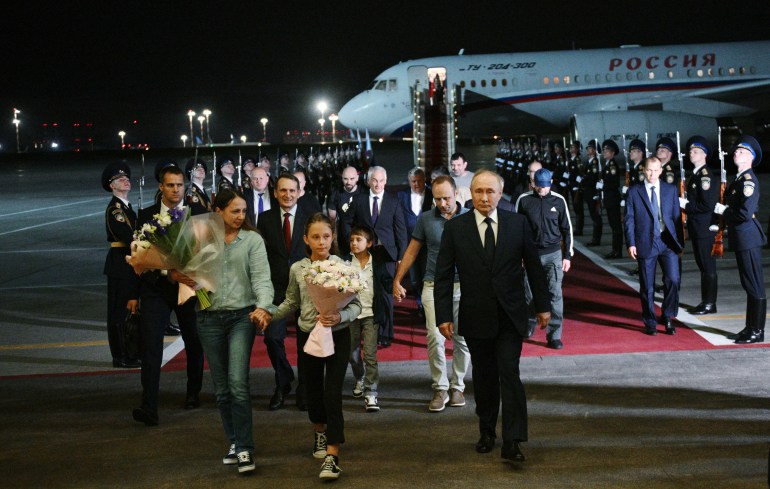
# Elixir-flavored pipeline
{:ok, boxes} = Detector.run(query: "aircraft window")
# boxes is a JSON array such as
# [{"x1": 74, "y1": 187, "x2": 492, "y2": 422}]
[
  {"x1": 697, "y1": 69, "x2": 704, "y2": 77},
  {"x1": 729, "y1": 67, "x2": 735, "y2": 75},
  {"x1": 637, "y1": 72, "x2": 643, "y2": 80},
  {"x1": 564, "y1": 75, "x2": 570, "y2": 84},
  {"x1": 740, "y1": 67, "x2": 746, "y2": 75},
  {"x1": 388, "y1": 79, "x2": 398, "y2": 91},
  {"x1": 718, "y1": 67, "x2": 725, "y2": 76},
  {"x1": 585, "y1": 74, "x2": 591, "y2": 83},
  {"x1": 708, "y1": 68, "x2": 713, "y2": 76},
  {"x1": 491, "y1": 79, "x2": 497, "y2": 87},
  {"x1": 626, "y1": 73, "x2": 632, "y2": 81},
  {"x1": 481, "y1": 79, "x2": 487, "y2": 87},
  {"x1": 686, "y1": 69, "x2": 692, "y2": 77},
  {"x1": 667, "y1": 70, "x2": 674, "y2": 78},
  {"x1": 616, "y1": 73, "x2": 622, "y2": 81},
  {"x1": 543, "y1": 77, "x2": 550, "y2": 85},
  {"x1": 511, "y1": 78, "x2": 517, "y2": 86},
  {"x1": 366, "y1": 80, "x2": 378, "y2": 90},
  {"x1": 553, "y1": 77, "x2": 560, "y2": 84},
  {"x1": 648, "y1": 72, "x2": 655, "y2": 80},
  {"x1": 750, "y1": 66, "x2": 756, "y2": 74},
  {"x1": 605, "y1": 74, "x2": 612, "y2": 82},
  {"x1": 595, "y1": 74, "x2": 601, "y2": 82},
  {"x1": 375, "y1": 80, "x2": 387, "y2": 90},
  {"x1": 460, "y1": 80, "x2": 466, "y2": 88},
  {"x1": 470, "y1": 80, "x2": 476, "y2": 87},
  {"x1": 502, "y1": 79, "x2": 507, "y2": 87}
]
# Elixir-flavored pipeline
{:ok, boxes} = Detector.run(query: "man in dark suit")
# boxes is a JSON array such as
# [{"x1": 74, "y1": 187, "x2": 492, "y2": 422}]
[
  {"x1": 244, "y1": 166, "x2": 277, "y2": 227},
  {"x1": 132, "y1": 165, "x2": 205, "y2": 426},
  {"x1": 435, "y1": 170, "x2": 550, "y2": 463},
  {"x1": 349, "y1": 166, "x2": 408, "y2": 347},
  {"x1": 624, "y1": 156, "x2": 683, "y2": 336},
  {"x1": 257, "y1": 173, "x2": 310, "y2": 410},
  {"x1": 397, "y1": 167, "x2": 433, "y2": 315}
]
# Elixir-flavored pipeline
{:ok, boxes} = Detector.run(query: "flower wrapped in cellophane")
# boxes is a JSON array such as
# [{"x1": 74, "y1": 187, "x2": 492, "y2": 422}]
[
  {"x1": 302, "y1": 259, "x2": 367, "y2": 357},
  {"x1": 126, "y1": 209, "x2": 225, "y2": 310}
]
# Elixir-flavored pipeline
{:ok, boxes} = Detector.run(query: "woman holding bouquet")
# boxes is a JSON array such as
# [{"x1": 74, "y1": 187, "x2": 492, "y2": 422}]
[
  {"x1": 196, "y1": 189, "x2": 276, "y2": 474},
  {"x1": 259, "y1": 213, "x2": 361, "y2": 481}
]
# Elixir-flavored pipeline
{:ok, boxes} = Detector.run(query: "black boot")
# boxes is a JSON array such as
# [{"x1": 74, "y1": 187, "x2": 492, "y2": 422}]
[
  {"x1": 735, "y1": 297, "x2": 765, "y2": 344},
  {"x1": 728, "y1": 296, "x2": 752, "y2": 340},
  {"x1": 689, "y1": 274, "x2": 718, "y2": 315}
]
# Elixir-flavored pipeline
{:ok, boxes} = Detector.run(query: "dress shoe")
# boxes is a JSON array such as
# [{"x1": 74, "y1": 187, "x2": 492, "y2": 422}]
[
  {"x1": 688, "y1": 302, "x2": 717, "y2": 315},
  {"x1": 604, "y1": 251, "x2": 622, "y2": 259},
  {"x1": 475, "y1": 433, "x2": 496, "y2": 453},
  {"x1": 547, "y1": 338, "x2": 564, "y2": 350},
  {"x1": 269, "y1": 384, "x2": 291, "y2": 411},
  {"x1": 644, "y1": 326, "x2": 657, "y2": 336},
  {"x1": 585, "y1": 241, "x2": 601, "y2": 247},
  {"x1": 164, "y1": 322, "x2": 181, "y2": 336},
  {"x1": 132, "y1": 407, "x2": 158, "y2": 426},
  {"x1": 735, "y1": 329, "x2": 764, "y2": 344},
  {"x1": 727, "y1": 327, "x2": 749, "y2": 340},
  {"x1": 658, "y1": 316, "x2": 675, "y2": 334},
  {"x1": 113, "y1": 357, "x2": 141, "y2": 368},
  {"x1": 378, "y1": 337, "x2": 392, "y2": 348},
  {"x1": 184, "y1": 393, "x2": 200, "y2": 409},
  {"x1": 501, "y1": 441, "x2": 526, "y2": 462}
]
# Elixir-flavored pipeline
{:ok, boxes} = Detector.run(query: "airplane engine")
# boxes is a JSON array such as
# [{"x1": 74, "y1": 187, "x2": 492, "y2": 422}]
[{"x1": 570, "y1": 111, "x2": 718, "y2": 148}]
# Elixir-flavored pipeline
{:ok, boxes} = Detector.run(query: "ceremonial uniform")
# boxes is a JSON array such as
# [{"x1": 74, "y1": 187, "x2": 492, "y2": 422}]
[
  {"x1": 601, "y1": 140, "x2": 624, "y2": 258},
  {"x1": 102, "y1": 162, "x2": 141, "y2": 368},
  {"x1": 184, "y1": 158, "x2": 211, "y2": 215},
  {"x1": 683, "y1": 136, "x2": 719, "y2": 314},
  {"x1": 582, "y1": 141, "x2": 603, "y2": 246},
  {"x1": 568, "y1": 142, "x2": 584, "y2": 235},
  {"x1": 216, "y1": 156, "x2": 236, "y2": 197},
  {"x1": 719, "y1": 136, "x2": 766, "y2": 343}
]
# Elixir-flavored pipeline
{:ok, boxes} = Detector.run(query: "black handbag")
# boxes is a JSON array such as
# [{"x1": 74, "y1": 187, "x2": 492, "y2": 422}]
[{"x1": 123, "y1": 310, "x2": 142, "y2": 360}]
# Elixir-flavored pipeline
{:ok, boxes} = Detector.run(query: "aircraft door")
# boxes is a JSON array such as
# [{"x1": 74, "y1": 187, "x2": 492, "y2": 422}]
[{"x1": 407, "y1": 65, "x2": 429, "y2": 91}]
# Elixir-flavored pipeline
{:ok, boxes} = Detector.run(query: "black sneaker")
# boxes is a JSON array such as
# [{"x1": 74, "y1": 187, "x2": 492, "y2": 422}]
[
  {"x1": 237, "y1": 451, "x2": 255, "y2": 473},
  {"x1": 222, "y1": 444, "x2": 237, "y2": 465},
  {"x1": 313, "y1": 431, "x2": 328, "y2": 459},
  {"x1": 319, "y1": 454, "x2": 341, "y2": 480}
]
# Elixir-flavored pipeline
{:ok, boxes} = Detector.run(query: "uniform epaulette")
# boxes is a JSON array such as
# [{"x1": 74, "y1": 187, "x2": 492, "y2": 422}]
[{"x1": 744, "y1": 173, "x2": 752, "y2": 180}]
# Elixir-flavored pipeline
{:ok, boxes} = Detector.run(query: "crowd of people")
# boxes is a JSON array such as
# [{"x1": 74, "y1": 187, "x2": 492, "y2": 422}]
[{"x1": 99, "y1": 134, "x2": 765, "y2": 481}]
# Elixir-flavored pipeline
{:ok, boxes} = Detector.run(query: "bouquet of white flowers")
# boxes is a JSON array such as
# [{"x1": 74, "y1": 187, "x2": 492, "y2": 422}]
[
  {"x1": 302, "y1": 259, "x2": 366, "y2": 357},
  {"x1": 126, "y1": 209, "x2": 224, "y2": 310}
]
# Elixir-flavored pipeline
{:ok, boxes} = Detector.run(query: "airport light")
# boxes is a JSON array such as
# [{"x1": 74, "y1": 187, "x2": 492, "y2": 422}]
[
  {"x1": 181, "y1": 134, "x2": 188, "y2": 148},
  {"x1": 197, "y1": 115, "x2": 205, "y2": 144},
  {"x1": 240, "y1": 135, "x2": 247, "y2": 144},
  {"x1": 317, "y1": 101, "x2": 327, "y2": 121},
  {"x1": 187, "y1": 110, "x2": 196, "y2": 143},
  {"x1": 328, "y1": 113, "x2": 338, "y2": 142},
  {"x1": 318, "y1": 118, "x2": 325, "y2": 143},
  {"x1": 12, "y1": 108, "x2": 21, "y2": 153},
  {"x1": 202, "y1": 109, "x2": 212, "y2": 143},
  {"x1": 118, "y1": 131, "x2": 126, "y2": 149},
  {"x1": 260, "y1": 117, "x2": 268, "y2": 142}
]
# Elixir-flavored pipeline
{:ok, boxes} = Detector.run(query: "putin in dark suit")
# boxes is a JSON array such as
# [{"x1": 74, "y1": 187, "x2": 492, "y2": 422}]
[
  {"x1": 624, "y1": 156, "x2": 683, "y2": 335},
  {"x1": 349, "y1": 166, "x2": 408, "y2": 346},
  {"x1": 435, "y1": 170, "x2": 550, "y2": 462}
]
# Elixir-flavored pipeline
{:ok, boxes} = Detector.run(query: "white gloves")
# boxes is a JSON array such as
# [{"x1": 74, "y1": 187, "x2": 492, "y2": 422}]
[
  {"x1": 679, "y1": 197, "x2": 688, "y2": 209},
  {"x1": 596, "y1": 181, "x2": 604, "y2": 190},
  {"x1": 714, "y1": 203, "x2": 728, "y2": 215}
]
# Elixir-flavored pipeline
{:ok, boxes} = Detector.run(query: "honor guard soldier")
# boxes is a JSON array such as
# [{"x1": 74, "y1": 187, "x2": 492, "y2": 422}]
[
  {"x1": 681, "y1": 136, "x2": 719, "y2": 315},
  {"x1": 102, "y1": 162, "x2": 141, "y2": 368},
  {"x1": 552, "y1": 141, "x2": 568, "y2": 198},
  {"x1": 627, "y1": 139, "x2": 647, "y2": 188},
  {"x1": 655, "y1": 137, "x2": 680, "y2": 186},
  {"x1": 583, "y1": 140, "x2": 603, "y2": 246},
  {"x1": 241, "y1": 156, "x2": 256, "y2": 192},
  {"x1": 601, "y1": 139, "x2": 624, "y2": 259},
  {"x1": 259, "y1": 155, "x2": 275, "y2": 186},
  {"x1": 542, "y1": 141, "x2": 555, "y2": 171},
  {"x1": 184, "y1": 158, "x2": 211, "y2": 214},
  {"x1": 216, "y1": 156, "x2": 236, "y2": 195},
  {"x1": 278, "y1": 153, "x2": 291, "y2": 176},
  {"x1": 714, "y1": 135, "x2": 767, "y2": 343},
  {"x1": 153, "y1": 160, "x2": 178, "y2": 205},
  {"x1": 568, "y1": 141, "x2": 585, "y2": 235}
]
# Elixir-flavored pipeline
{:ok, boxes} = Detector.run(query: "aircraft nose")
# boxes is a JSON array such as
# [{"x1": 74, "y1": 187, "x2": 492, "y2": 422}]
[{"x1": 337, "y1": 98, "x2": 356, "y2": 128}]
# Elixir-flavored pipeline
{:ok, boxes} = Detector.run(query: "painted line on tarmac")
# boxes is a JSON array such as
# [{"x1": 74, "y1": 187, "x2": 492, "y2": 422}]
[
  {"x1": 0, "y1": 198, "x2": 104, "y2": 218},
  {"x1": 0, "y1": 211, "x2": 102, "y2": 236},
  {"x1": 0, "y1": 337, "x2": 179, "y2": 352},
  {"x1": 0, "y1": 283, "x2": 105, "y2": 290},
  {"x1": 0, "y1": 247, "x2": 104, "y2": 255}
]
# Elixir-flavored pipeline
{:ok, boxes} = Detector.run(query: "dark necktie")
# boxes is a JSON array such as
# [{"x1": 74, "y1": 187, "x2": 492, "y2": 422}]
[
  {"x1": 484, "y1": 217, "x2": 495, "y2": 262},
  {"x1": 650, "y1": 186, "x2": 661, "y2": 235},
  {"x1": 372, "y1": 196, "x2": 379, "y2": 224},
  {"x1": 283, "y1": 212, "x2": 292, "y2": 253},
  {"x1": 257, "y1": 193, "x2": 264, "y2": 215}
]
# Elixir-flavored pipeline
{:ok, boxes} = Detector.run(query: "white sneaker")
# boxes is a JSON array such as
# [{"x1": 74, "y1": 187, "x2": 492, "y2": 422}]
[
  {"x1": 352, "y1": 378, "x2": 364, "y2": 398},
  {"x1": 222, "y1": 443, "x2": 237, "y2": 465},
  {"x1": 364, "y1": 394, "x2": 380, "y2": 412}
]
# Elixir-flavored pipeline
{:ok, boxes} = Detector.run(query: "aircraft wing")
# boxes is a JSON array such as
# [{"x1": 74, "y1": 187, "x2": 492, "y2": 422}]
[{"x1": 682, "y1": 78, "x2": 770, "y2": 104}]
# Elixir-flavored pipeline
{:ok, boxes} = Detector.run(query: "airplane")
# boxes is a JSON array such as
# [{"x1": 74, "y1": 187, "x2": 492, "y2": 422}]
[{"x1": 337, "y1": 40, "x2": 770, "y2": 147}]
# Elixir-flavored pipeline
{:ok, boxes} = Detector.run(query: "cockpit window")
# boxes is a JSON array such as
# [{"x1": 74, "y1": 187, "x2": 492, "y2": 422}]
[
  {"x1": 374, "y1": 80, "x2": 387, "y2": 91},
  {"x1": 387, "y1": 79, "x2": 398, "y2": 91},
  {"x1": 366, "y1": 80, "x2": 378, "y2": 90}
]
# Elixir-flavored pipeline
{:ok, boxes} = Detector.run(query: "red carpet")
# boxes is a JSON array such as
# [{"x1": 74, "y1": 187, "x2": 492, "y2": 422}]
[{"x1": 165, "y1": 250, "x2": 766, "y2": 372}]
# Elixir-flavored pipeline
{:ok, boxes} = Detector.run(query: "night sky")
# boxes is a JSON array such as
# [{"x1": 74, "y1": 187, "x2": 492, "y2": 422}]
[{"x1": 3, "y1": 1, "x2": 770, "y2": 149}]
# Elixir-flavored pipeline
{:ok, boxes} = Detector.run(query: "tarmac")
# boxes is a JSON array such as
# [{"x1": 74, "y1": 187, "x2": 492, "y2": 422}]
[{"x1": 1, "y1": 155, "x2": 769, "y2": 488}]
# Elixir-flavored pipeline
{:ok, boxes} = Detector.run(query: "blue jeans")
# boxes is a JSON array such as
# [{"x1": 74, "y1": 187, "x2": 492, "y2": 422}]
[{"x1": 197, "y1": 307, "x2": 256, "y2": 453}]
